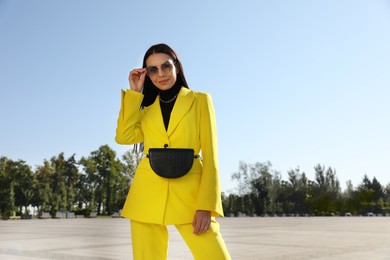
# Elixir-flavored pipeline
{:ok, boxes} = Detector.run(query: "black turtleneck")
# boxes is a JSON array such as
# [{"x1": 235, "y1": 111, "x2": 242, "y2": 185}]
[{"x1": 159, "y1": 81, "x2": 182, "y2": 130}]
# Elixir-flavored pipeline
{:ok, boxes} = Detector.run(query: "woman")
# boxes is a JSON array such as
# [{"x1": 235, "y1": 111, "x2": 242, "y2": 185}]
[{"x1": 115, "y1": 43, "x2": 230, "y2": 260}]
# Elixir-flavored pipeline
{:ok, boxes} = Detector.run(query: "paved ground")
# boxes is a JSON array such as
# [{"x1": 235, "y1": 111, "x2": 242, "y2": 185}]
[{"x1": 0, "y1": 216, "x2": 389, "y2": 259}]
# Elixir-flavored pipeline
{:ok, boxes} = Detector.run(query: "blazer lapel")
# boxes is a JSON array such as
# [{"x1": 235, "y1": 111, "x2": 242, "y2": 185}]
[{"x1": 167, "y1": 87, "x2": 195, "y2": 137}]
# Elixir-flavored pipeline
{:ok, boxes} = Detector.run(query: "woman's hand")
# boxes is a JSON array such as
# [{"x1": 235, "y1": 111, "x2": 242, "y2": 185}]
[
  {"x1": 128, "y1": 68, "x2": 146, "y2": 93},
  {"x1": 192, "y1": 210, "x2": 211, "y2": 235}
]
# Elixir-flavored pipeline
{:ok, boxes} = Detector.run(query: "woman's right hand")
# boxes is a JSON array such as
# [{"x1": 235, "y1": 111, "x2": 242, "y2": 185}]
[{"x1": 128, "y1": 68, "x2": 147, "y2": 93}]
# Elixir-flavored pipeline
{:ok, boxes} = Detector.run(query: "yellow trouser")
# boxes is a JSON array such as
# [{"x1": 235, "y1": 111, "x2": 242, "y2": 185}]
[{"x1": 130, "y1": 220, "x2": 231, "y2": 260}]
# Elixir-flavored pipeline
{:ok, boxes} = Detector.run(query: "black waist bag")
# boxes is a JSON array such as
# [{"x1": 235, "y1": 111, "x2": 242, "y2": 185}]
[{"x1": 147, "y1": 148, "x2": 195, "y2": 178}]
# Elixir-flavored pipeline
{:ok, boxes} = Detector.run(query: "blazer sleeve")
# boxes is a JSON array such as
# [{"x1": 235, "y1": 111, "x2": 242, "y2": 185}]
[
  {"x1": 196, "y1": 93, "x2": 224, "y2": 217},
  {"x1": 115, "y1": 89, "x2": 144, "y2": 145}
]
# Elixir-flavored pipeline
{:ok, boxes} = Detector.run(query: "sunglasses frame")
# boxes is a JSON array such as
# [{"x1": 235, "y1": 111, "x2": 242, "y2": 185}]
[{"x1": 145, "y1": 60, "x2": 177, "y2": 77}]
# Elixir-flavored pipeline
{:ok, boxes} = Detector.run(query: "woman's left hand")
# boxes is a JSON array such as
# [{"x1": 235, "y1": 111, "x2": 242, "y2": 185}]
[{"x1": 192, "y1": 210, "x2": 211, "y2": 235}]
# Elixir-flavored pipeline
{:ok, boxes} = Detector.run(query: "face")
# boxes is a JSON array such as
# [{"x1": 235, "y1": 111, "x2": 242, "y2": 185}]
[{"x1": 145, "y1": 53, "x2": 178, "y2": 91}]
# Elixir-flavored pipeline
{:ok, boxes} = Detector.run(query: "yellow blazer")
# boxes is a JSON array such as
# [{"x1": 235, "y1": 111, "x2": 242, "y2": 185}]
[{"x1": 115, "y1": 87, "x2": 223, "y2": 225}]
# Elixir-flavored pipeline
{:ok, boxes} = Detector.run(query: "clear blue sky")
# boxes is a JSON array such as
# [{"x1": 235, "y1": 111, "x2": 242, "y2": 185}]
[{"x1": 1, "y1": 0, "x2": 389, "y2": 193}]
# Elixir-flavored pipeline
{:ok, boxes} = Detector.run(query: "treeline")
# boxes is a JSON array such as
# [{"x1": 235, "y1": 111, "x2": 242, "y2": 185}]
[
  {"x1": 1, "y1": 147, "x2": 390, "y2": 219},
  {"x1": 0, "y1": 145, "x2": 141, "y2": 219},
  {"x1": 223, "y1": 161, "x2": 390, "y2": 217}
]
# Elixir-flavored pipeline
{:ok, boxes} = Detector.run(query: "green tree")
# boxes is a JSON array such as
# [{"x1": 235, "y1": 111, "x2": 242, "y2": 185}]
[
  {"x1": 309, "y1": 165, "x2": 341, "y2": 215},
  {"x1": 0, "y1": 157, "x2": 13, "y2": 219},
  {"x1": 50, "y1": 153, "x2": 68, "y2": 213},
  {"x1": 282, "y1": 168, "x2": 310, "y2": 215},
  {"x1": 79, "y1": 155, "x2": 99, "y2": 214},
  {"x1": 268, "y1": 171, "x2": 283, "y2": 215},
  {"x1": 356, "y1": 175, "x2": 385, "y2": 214},
  {"x1": 80, "y1": 145, "x2": 123, "y2": 215},
  {"x1": 34, "y1": 160, "x2": 54, "y2": 213},
  {"x1": 232, "y1": 161, "x2": 276, "y2": 215},
  {"x1": 10, "y1": 160, "x2": 35, "y2": 215},
  {"x1": 222, "y1": 193, "x2": 240, "y2": 216},
  {"x1": 384, "y1": 183, "x2": 390, "y2": 214},
  {"x1": 371, "y1": 177, "x2": 384, "y2": 202},
  {"x1": 113, "y1": 150, "x2": 138, "y2": 211},
  {"x1": 342, "y1": 180, "x2": 359, "y2": 215},
  {"x1": 250, "y1": 161, "x2": 274, "y2": 215},
  {"x1": 62, "y1": 154, "x2": 79, "y2": 211}
]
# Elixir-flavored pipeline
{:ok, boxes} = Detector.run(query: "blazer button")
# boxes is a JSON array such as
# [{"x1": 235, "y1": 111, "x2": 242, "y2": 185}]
[{"x1": 164, "y1": 144, "x2": 168, "y2": 148}]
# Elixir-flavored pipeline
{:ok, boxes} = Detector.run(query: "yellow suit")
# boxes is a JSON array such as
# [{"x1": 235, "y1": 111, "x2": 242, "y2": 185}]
[{"x1": 115, "y1": 87, "x2": 224, "y2": 225}]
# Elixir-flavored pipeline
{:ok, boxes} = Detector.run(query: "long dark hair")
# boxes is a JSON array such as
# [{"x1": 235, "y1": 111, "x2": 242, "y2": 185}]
[{"x1": 141, "y1": 43, "x2": 189, "y2": 107}]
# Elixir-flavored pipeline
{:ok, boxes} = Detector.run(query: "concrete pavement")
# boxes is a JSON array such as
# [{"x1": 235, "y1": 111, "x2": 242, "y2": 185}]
[{"x1": 0, "y1": 216, "x2": 389, "y2": 259}]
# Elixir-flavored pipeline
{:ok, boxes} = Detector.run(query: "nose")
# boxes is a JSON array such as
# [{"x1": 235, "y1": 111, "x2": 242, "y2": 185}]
[{"x1": 157, "y1": 67, "x2": 165, "y2": 77}]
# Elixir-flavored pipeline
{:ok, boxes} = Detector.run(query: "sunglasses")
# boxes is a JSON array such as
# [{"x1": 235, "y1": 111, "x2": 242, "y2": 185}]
[{"x1": 145, "y1": 60, "x2": 177, "y2": 77}]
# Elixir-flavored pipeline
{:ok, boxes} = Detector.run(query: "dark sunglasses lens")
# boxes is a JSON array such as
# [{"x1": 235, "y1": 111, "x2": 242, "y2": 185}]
[
  {"x1": 147, "y1": 66, "x2": 158, "y2": 76},
  {"x1": 161, "y1": 62, "x2": 173, "y2": 72}
]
